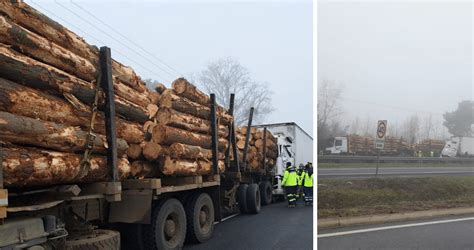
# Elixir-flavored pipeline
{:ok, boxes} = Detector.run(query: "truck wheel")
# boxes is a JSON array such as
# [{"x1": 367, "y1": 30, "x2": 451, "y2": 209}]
[
  {"x1": 185, "y1": 192, "x2": 215, "y2": 243},
  {"x1": 259, "y1": 181, "x2": 273, "y2": 206},
  {"x1": 237, "y1": 184, "x2": 249, "y2": 214},
  {"x1": 246, "y1": 183, "x2": 261, "y2": 214},
  {"x1": 143, "y1": 198, "x2": 186, "y2": 250},
  {"x1": 65, "y1": 229, "x2": 120, "y2": 250}
]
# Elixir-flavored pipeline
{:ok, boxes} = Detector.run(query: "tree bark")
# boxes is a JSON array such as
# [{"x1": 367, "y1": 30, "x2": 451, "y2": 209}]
[
  {"x1": 154, "y1": 83, "x2": 167, "y2": 94},
  {"x1": 0, "y1": 77, "x2": 144, "y2": 144},
  {"x1": 130, "y1": 161, "x2": 156, "y2": 178},
  {"x1": 159, "y1": 156, "x2": 224, "y2": 176},
  {"x1": 0, "y1": 111, "x2": 129, "y2": 155},
  {"x1": 168, "y1": 143, "x2": 224, "y2": 160},
  {"x1": 156, "y1": 108, "x2": 229, "y2": 137},
  {"x1": 126, "y1": 143, "x2": 143, "y2": 160},
  {"x1": 142, "y1": 141, "x2": 162, "y2": 161},
  {"x1": 159, "y1": 90, "x2": 232, "y2": 125},
  {"x1": 2, "y1": 146, "x2": 130, "y2": 187},
  {"x1": 0, "y1": 44, "x2": 151, "y2": 123},
  {"x1": 0, "y1": 2, "x2": 147, "y2": 93},
  {"x1": 151, "y1": 124, "x2": 228, "y2": 150},
  {"x1": 172, "y1": 78, "x2": 210, "y2": 106}
]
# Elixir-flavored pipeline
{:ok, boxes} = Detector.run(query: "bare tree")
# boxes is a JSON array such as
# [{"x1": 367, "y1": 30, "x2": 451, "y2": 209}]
[
  {"x1": 193, "y1": 57, "x2": 274, "y2": 125},
  {"x1": 401, "y1": 115, "x2": 420, "y2": 144},
  {"x1": 317, "y1": 79, "x2": 344, "y2": 150}
]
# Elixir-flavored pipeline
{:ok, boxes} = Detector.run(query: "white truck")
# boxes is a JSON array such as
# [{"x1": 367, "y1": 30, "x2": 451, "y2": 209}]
[
  {"x1": 441, "y1": 137, "x2": 474, "y2": 157},
  {"x1": 253, "y1": 122, "x2": 313, "y2": 198}
]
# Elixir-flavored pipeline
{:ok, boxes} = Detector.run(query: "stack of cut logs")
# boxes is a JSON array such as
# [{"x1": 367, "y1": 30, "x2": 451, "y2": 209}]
[
  {"x1": 0, "y1": 2, "x2": 231, "y2": 187},
  {"x1": 235, "y1": 127, "x2": 277, "y2": 170}
]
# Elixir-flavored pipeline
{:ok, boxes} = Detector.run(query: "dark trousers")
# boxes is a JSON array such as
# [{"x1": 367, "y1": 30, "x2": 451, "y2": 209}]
[
  {"x1": 285, "y1": 186, "x2": 297, "y2": 205},
  {"x1": 303, "y1": 187, "x2": 313, "y2": 203}
]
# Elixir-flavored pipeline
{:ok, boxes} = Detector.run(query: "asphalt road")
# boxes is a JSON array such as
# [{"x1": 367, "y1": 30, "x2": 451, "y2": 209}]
[
  {"x1": 318, "y1": 215, "x2": 474, "y2": 250},
  {"x1": 318, "y1": 167, "x2": 474, "y2": 179},
  {"x1": 185, "y1": 201, "x2": 313, "y2": 250}
]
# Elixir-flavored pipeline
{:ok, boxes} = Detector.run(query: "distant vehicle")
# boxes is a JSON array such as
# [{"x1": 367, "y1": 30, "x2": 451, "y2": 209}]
[
  {"x1": 325, "y1": 135, "x2": 413, "y2": 156},
  {"x1": 441, "y1": 137, "x2": 474, "y2": 157},
  {"x1": 253, "y1": 122, "x2": 313, "y2": 198}
]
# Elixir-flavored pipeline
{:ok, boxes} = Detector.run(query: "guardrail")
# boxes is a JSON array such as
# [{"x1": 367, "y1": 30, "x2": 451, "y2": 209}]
[{"x1": 318, "y1": 155, "x2": 474, "y2": 164}]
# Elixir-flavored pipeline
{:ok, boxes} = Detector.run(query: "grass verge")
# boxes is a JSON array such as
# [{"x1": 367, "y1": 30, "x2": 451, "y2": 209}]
[{"x1": 318, "y1": 176, "x2": 474, "y2": 218}]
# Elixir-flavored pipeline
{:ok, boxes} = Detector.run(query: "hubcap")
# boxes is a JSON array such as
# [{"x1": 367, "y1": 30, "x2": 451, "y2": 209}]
[
  {"x1": 165, "y1": 219, "x2": 176, "y2": 238},
  {"x1": 199, "y1": 210, "x2": 207, "y2": 225}
]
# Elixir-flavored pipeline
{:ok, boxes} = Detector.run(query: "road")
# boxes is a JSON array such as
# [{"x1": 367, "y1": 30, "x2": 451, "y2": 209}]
[
  {"x1": 318, "y1": 215, "x2": 474, "y2": 249},
  {"x1": 185, "y1": 202, "x2": 313, "y2": 250},
  {"x1": 318, "y1": 166, "x2": 474, "y2": 178}
]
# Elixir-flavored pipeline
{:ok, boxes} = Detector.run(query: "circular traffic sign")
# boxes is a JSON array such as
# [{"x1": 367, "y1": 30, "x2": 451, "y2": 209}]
[{"x1": 377, "y1": 121, "x2": 386, "y2": 139}]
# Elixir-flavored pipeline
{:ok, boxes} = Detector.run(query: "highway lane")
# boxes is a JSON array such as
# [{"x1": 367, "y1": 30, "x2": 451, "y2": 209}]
[
  {"x1": 185, "y1": 201, "x2": 313, "y2": 250},
  {"x1": 318, "y1": 215, "x2": 474, "y2": 250},
  {"x1": 318, "y1": 166, "x2": 474, "y2": 178}
]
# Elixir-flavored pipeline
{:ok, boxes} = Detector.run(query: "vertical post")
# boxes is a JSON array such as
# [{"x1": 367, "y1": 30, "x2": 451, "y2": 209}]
[
  {"x1": 376, "y1": 150, "x2": 380, "y2": 177},
  {"x1": 210, "y1": 94, "x2": 219, "y2": 175},
  {"x1": 0, "y1": 143, "x2": 3, "y2": 189},
  {"x1": 225, "y1": 94, "x2": 235, "y2": 168},
  {"x1": 242, "y1": 107, "x2": 254, "y2": 171},
  {"x1": 262, "y1": 128, "x2": 268, "y2": 173},
  {"x1": 100, "y1": 47, "x2": 118, "y2": 182}
]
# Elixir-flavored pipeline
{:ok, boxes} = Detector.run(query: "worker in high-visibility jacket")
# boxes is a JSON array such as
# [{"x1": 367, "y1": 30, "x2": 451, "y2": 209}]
[
  {"x1": 296, "y1": 163, "x2": 305, "y2": 201},
  {"x1": 301, "y1": 165, "x2": 313, "y2": 206},
  {"x1": 282, "y1": 162, "x2": 298, "y2": 208}
]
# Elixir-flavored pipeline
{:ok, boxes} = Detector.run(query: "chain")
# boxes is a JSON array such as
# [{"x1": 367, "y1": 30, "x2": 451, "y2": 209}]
[{"x1": 78, "y1": 73, "x2": 101, "y2": 179}]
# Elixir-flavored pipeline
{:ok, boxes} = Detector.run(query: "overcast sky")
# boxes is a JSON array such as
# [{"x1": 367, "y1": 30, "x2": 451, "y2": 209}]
[
  {"x1": 318, "y1": 1, "x2": 473, "y2": 130},
  {"x1": 25, "y1": 0, "x2": 313, "y2": 134}
]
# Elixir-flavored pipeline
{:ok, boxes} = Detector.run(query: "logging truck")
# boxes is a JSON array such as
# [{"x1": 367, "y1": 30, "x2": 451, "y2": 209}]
[{"x1": 0, "y1": 2, "x2": 279, "y2": 249}]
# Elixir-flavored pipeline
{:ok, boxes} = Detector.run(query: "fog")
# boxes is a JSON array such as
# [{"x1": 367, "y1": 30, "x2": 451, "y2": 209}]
[{"x1": 318, "y1": 1, "x2": 473, "y2": 138}]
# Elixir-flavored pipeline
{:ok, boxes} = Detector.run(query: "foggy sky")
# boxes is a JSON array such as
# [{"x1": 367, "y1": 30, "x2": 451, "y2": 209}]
[
  {"x1": 318, "y1": 1, "x2": 473, "y2": 129},
  {"x1": 25, "y1": 0, "x2": 313, "y2": 135}
]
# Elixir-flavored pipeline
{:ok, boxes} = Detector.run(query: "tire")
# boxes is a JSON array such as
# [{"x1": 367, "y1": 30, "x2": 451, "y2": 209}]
[
  {"x1": 65, "y1": 229, "x2": 120, "y2": 250},
  {"x1": 259, "y1": 181, "x2": 273, "y2": 206},
  {"x1": 142, "y1": 198, "x2": 187, "y2": 250},
  {"x1": 185, "y1": 193, "x2": 215, "y2": 243},
  {"x1": 246, "y1": 183, "x2": 261, "y2": 214},
  {"x1": 237, "y1": 184, "x2": 249, "y2": 214}
]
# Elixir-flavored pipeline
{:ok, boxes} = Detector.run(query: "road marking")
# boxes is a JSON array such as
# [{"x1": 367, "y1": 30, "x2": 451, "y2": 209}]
[
  {"x1": 318, "y1": 217, "x2": 474, "y2": 238},
  {"x1": 318, "y1": 171, "x2": 474, "y2": 176},
  {"x1": 215, "y1": 213, "x2": 240, "y2": 225}
]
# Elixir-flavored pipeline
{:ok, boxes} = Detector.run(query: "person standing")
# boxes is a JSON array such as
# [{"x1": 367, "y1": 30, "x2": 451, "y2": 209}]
[
  {"x1": 302, "y1": 165, "x2": 314, "y2": 206},
  {"x1": 282, "y1": 162, "x2": 298, "y2": 208}
]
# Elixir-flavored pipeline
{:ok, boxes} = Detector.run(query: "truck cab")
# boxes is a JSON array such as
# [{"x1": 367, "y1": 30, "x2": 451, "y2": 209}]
[
  {"x1": 325, "y1": 136, "x2": 348, "y2": 155},
  {"x1": 441, "y1": 138, "x2": 459, "y2": 157}
]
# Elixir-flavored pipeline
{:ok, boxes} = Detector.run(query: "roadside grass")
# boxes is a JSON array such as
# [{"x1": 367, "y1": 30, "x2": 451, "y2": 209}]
[
  {"x1": 318, "y1": 176, "x2": 474, "y2": 218},
  {"x1": 317, "y1": 162, "x2": 474, "y2": 168}
]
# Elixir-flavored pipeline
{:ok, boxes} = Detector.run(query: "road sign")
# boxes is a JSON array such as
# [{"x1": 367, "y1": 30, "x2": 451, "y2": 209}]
[{"x1": 375, "y1": 120, "x2": 387, "y2": 150}]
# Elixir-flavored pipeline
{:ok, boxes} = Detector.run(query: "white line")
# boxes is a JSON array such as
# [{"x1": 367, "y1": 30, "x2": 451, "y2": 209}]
[
  {"x1": 318, "y1": 217, "x2": 474, "y2": 238},
  {"x1": 214, "y1": 213, "x2": 240, "y2": 224}
]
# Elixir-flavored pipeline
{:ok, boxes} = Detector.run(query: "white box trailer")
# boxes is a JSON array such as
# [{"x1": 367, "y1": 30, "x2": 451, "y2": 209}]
[
  {"x1": 442, "y1": 137, "x2": 474, "y2": 157},
  {"x1": 253, "y1": 122, "x2": 313, "y2": 197}
]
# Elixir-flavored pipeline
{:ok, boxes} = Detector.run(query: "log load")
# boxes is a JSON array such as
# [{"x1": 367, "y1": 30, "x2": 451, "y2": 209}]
[
  {"x1": 0, "y1": 44, "x2": 152, "y2": 123},
  {"x1": 2, "y1": 146, "x2": 131, "y2": 187},
  {"x1": 151, "y1": 125, "x2": 228, "y2": 151},
  {"x1": 0, "y1": 2, "x2": 147, "y2": 93},
  {"x1": 156, "y1": 107, "x2": 229, "y2": 137},
  {"x1": 159, "y1": 156, "x2": 225, "y2": 176},
  {"x1": 0, "y1": 111, "x2": 128, "y2": 155},
  {"x1": 0, "y1": 77, "x2": 144, "y2": 144},
  {"x1": 159, "y1": 89, "x2": 232, "y2": 125},
  {"x1": 235, "y1": 127, "x2": 278, "y2": 170}
]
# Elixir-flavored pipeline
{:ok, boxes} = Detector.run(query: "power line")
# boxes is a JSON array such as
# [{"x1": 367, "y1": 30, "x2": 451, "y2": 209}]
[
  {"x1": 70, "y1": 0, "x2": 184, "y2": 78},
  {"x1": 340, "y1": 96, "x2": 444, "y2": 116},
  {"x1": 30, "y1": 1, "x2": 167, "y2": 83},
  {"x1": 52, "y1": 0, "x2": 175, "y2": 81}
]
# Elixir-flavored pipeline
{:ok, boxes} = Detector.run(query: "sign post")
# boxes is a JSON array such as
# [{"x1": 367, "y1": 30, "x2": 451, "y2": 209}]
[{"x1": 375, "y1": 120, "x2": 387, "y2": 177}]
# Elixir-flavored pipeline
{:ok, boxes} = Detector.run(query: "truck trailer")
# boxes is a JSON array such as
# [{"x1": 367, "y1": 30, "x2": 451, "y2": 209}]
[
  {"x1": 441, "y1": 137, "x2": 474, "y2": 157},
  {"x1": 253, "y1": 122, "x2": 313, "y2": 198}
]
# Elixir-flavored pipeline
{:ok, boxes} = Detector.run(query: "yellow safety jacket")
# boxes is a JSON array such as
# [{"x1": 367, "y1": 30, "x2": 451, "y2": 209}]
[
  {"x1": 282, "y1": 167, "x2": 298, "y2": 187},
  {"x1": 302, "y1": 172, "x2": 313, "y2": 187}
]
